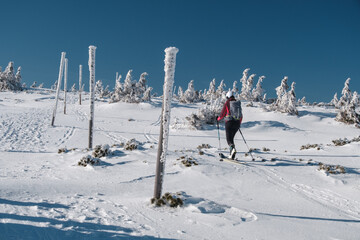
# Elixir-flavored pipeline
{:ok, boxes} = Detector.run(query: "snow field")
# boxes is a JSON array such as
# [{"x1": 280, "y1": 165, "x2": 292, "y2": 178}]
[{"x1": 0, "y1": 90, "x2": 359, "y2": 239}]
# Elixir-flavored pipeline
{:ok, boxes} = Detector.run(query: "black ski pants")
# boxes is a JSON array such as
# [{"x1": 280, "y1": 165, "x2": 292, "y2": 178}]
[{"x1": 225, "y1": 120, "x2": 241, "y2": 148}]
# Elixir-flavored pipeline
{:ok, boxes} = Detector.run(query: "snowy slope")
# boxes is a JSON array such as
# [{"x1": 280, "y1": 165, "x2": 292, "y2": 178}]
[{"x1": 0, "y1": 90, "x2": 359, "y2": 240}]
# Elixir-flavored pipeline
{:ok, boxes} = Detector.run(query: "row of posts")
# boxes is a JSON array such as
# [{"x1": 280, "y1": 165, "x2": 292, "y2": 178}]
[{"x1": 50, "y1": 46, "x2": 179, "y2": 200}]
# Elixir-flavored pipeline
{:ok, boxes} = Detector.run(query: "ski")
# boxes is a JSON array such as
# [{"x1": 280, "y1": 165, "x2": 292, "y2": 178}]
[{"x1": 218, "y1": 153, "x2": 246, "y2": 164}]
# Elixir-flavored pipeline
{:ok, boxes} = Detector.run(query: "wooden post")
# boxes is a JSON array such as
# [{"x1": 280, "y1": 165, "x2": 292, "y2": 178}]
[
  {"x1": 79, "y1": 64, "x2": 82, "y2": 105},
  {"x1": 154, "y1": 47, "x2": 179, "y2": 200},
  {"x1": 88, "y1": 46, "x2": 97, "y2": 149},
  {"x1": 51, "y1": 52, "x2": 66, "y2": 126},
  {"x1": 64, "y1": 58, "x2": 68, "y2": 114}
]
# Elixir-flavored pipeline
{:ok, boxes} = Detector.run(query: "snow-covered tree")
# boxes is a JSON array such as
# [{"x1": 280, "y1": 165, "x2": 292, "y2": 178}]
[
  {"x1": 204, "y1": 78, "x2": 216, "y2": 102},
  {"x1": 0, "y1": 62, "x2": 23, "y2": 91},
  {"x1": 330, "y1": 93, "x2": 338, "y2": 107},
  {"x1": 180, "y1": 80, "x2": 197, "y2": 103},
  {"x1": 143, "y1": 87, "x2": 153, "y2": 102},
  {"x1": 123, "y1": 70, "x2": 134, "y2": 96},
  {"x1": 51, "y1": 80, "x2": 58, "y2": 90},
  {"x1": 275, "y1": 76, "x2": 289, "y2": 106},
  {"x1": 286, "y1": 82, "x2": 298, "y2": 115},
  {"x1": 100, "y1": 85, "x2": 111, "y2": 98},
  {"x1": 336, "y1": 90, "x2": 360, "y2": 127},
  {"x1": 38, "y1": 83, "x2": 44, "y2": 88},
  {"x1": 239, "y1": 68, "x2": 250, "y2": 100},
  {"x1": 269, "y1": 76, "x2": 298, "y2": 115},
  {"x1": 135, "y1": 72, "x2": 148, "y2": 97},
  {"x1": 71, "y1": 83, "x2": 77, "y2": 92},
  {"x1": 338, "y1": 78, "x2": 352, "y2": 107},
  {"x1": 15, "y1": 67, "x2": 21, "y2": 85},
  {"x1": 31, "y1": 81, "x2": 37, "y2": 88},
  {"x1": 232, "y1": 81, "x2": 239, "y2": 98},
  {"x1": 95, "y1": 80, "x2": 104, "y2": 96},
  {"x1": 177, "y1": 86, "x2": 184, "y2": 100},
  {"x1": 110, "y1": 70, "x2": 152, "y2": 103},
  {"x1": 298, "y1": 96, "x2": 307, "y2": 106},
  {"x1": 252, "y1": 76, "x2": 265, "y2": 102},
  {"x1": 216, "y1": 79, "x2": 226, "y2": 98}
]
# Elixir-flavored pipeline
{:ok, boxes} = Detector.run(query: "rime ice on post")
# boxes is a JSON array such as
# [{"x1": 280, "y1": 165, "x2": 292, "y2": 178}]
[
  {"x1": 154, "y1": 47, "x2": 179, "y2": 200},
  {"x1": 88, "y1": 46, "x2": 97, "y2": 149},
  {"x1": 64, "y1": 58, "x2": 68, "y2": 114},
  {"x1": 79, "y1": 65, "x2": 82, "y2": 105},
  {"x1": 51, "y1": 52, "x2": 66, "y2": 126}
]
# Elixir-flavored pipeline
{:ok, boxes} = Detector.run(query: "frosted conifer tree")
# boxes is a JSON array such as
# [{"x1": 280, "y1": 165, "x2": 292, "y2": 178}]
[
  {"x1": 299, "y1": 96, "x2": 307, "y2": 106},
  {"x1": 123, "y1": 70, "x2": 134, "y2": 95},
  {"x1": 180, "y1": 80, "x2": 196, "y2": 103},
  {"x1": 275, "y1": 76, "x2": 289, "y2": 106},
  {"x1": 15, "y1": 67, "x2": 22, "y2": 87},
  {"x1": 241, "y1": 74, "x2": 255, "y2": 101},
  {"x1": 239, "y1": 68, "x2": 250, "y2": 100},
  {"x1": 31, "y1": 81, "x2": 37, "y2": 88},
  {"x1": 338, "y1": 78, "x2": 352, "y2": 107},
  {"x1": 136, "y1": 72, "x2": 148, "y2": 97},
  {"x1": 95, "y1": 80, "x2": 104, "y2": 96},
  {"x1": 216, "y1": 80, "x2": 226, "y2": 98},
  {"x1": 177, "y1": 86, "x2": 184, "y2": 100},
  {"x1": 336, "y1": 91, "x2": 360, "y2": 127},
  {"x1": 99, "y1": 85, "x2": 111, "y2": 98},
  {"x1": 0, "y1": 62, "x2": 23, "y2": 91},
  {"x1": 143, "y1": 87, "x2": 153, "y2": 101},
  {"x1": 71, "y1": 83, "x2": 76, "y2": 92},
  {"x1": 286, "y1": 82, "x2": 298, "y2": 115},
  {"x1": 111, "y1": 74, "x2": 123, "y2": 102},
  {"x1": 51, "y1": 80, "x2": 58, "y2": 90},
  {"x1": 205, "y1": 78, "x2": 216, "y2": 102},
  {"x1": 252, "y1": 76, "x2": 265, "y2": 102},
  {"x1": 232, "y1": 81, "x2": 238, "y2": 94},
  {"x1": 331, "y1": 93, "x2": 338, "y2": 107},
  {"x1": 38, "y1": 83, "x2": 44, "y2": 88}
]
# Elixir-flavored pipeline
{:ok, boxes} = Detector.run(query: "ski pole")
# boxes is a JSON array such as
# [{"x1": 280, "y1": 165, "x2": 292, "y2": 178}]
[
  {"x1": 238, "y1": 128, "x2": 255, "y2": 161},
  {"x1": 216, "y1": 120, "x2": 221, "y2": 150}
]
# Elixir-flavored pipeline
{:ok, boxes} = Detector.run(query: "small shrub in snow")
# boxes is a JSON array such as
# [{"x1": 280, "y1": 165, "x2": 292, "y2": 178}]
[
  {"x1": 58, "y1": 148, "x2": 77, "y2": 154},
  {"x1": 177, "y1": 156, "x2": 198, "y2": 167},
  {"x1": 124, "y1": 138, "x2": 139, "y2": 151},
  {"x1": 197, "y1": 144, "x2": 212, "y2": 149},
  {"x1": 332, "y1": 136, "x2": 360, "y2": 146},
  {"x1": 92, "y1": 144, "x2": 110, "y2": 158},
  {"x1": 262, "y1": 147, "x2": 270, "y2": 152},
  {"x1": 318, "y1": 163, "x2": 346, "y2": 174},
  {"x1": 300, "y1": 144, "x2": 322, "y2": 150},
  {"x1": 78, "y1": 155, "x2": 100, "y2": 167},
  {"x1": 151, "y1": 192, "x2": 184, "y2": 208}
]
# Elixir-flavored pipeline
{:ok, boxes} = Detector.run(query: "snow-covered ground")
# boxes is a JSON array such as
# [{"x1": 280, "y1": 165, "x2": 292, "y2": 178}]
[{"x1": 0, "y1": 90, "x2": 359, "y2": 240}]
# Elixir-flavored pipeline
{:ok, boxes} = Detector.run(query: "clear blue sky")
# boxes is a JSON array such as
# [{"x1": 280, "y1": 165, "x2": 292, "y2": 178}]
[{"x1": 1, "y1": 0, "x2": 359, "y2": 102}]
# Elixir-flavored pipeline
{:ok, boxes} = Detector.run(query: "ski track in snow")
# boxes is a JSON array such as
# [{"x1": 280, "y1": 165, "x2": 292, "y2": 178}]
[
  {"x1": 253, "y1": 162, "x2": 360, "y2": 220},
  {"x1": 143, "y1": 113, "x2": 161, "y2": 144}
]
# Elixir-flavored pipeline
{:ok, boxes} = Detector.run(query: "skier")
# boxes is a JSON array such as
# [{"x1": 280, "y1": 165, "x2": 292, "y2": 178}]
[{"x1": 217, "y1": 90, "x2": 243, "y2": 159}]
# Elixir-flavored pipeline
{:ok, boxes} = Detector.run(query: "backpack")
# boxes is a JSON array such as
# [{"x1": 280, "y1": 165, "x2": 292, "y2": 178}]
[{"x1": 227, "y1": 100, "x2": 242, "y2": 121}]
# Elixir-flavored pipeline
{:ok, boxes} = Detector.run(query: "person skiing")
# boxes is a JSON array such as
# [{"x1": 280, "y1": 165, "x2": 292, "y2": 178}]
[{"x1": 217, "y1": 90, "x2": 243, "y2": 159}]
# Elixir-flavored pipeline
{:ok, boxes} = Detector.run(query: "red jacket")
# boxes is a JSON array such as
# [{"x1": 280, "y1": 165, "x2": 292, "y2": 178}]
[{"x1": 217, "y1": 98, "x2": 243, "y2": 123}]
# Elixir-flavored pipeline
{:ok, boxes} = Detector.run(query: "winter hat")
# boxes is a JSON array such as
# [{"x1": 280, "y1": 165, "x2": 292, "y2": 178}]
[{"x1": 226, "y1": 90, "x2": 234, "y2": 99}]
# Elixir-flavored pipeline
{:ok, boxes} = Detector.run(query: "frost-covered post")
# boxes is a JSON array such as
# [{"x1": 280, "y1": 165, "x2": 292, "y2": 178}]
[
  {"x1": 79, "y1": 65, "x2": 82, "y2": 105},
  {"x1": 51, "y1": 52, "x2": 66, "y2": 126},
  {"x1": 64, "y1": 58, "x2": 68, "y2": 114},
  {"x1": 154, "y1": 47, "x2": 179, "y2": 200},
  {"x1": 88, "y1": 46, "x2": 97, "y2": 149}
]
